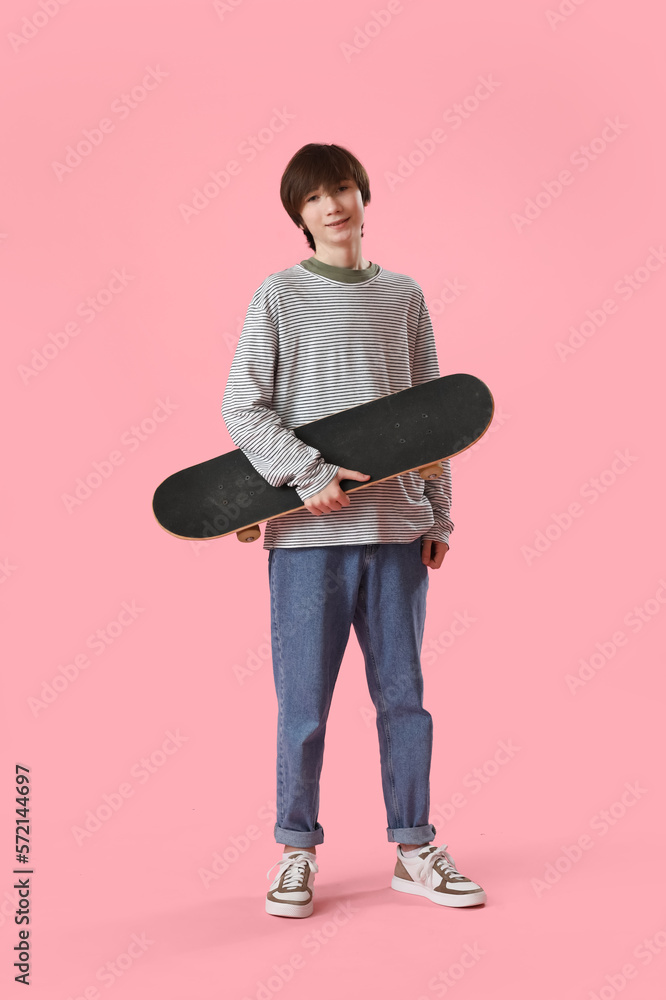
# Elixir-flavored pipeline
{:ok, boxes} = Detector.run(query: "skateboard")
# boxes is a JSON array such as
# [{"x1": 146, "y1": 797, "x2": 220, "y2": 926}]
[{"x1": 152, "y1": 373, "x2": 494, "y2": 543}]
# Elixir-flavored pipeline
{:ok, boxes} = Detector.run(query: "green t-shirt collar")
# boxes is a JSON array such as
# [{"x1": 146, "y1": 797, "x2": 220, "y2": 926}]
[{"x1": 299, "y1": 256, "x2": 380, "y2": 284}]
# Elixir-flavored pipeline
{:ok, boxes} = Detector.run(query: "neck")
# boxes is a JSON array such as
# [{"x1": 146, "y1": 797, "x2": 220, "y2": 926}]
[{"x1": 313, "y1": 249, "x2": 369, "y2": 269}]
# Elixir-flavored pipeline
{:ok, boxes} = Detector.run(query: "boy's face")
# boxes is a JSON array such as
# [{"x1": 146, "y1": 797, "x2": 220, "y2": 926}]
[{"x1": 298, "y1": 177, "x2": 366, "y2": 251}]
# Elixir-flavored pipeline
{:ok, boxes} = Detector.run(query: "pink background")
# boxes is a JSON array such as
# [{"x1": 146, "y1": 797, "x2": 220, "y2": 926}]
[{"x1": 2, "y1": 0, "x2": 665, "y2": 997}]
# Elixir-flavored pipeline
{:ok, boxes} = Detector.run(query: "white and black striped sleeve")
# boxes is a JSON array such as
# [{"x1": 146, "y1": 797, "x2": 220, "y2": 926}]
[
  {"x1": 221, "y1": 289, "x2": 340, "y2": 500},
  {"x1": 413, "y1": 296, "x2": 454, "y2": 544}
]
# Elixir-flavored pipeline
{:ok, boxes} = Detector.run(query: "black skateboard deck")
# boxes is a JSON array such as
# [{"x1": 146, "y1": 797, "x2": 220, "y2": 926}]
[{"x1": 152, "y1": 373, "x2": 494, "y2": 542}]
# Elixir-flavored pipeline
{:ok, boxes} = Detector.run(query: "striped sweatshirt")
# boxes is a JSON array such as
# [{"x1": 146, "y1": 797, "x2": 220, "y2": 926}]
[{"x1": 221, "y1": 255, "x2": 454, "y2": 550}]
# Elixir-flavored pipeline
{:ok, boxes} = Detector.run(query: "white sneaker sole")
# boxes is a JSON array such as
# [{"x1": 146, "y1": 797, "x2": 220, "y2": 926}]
[
  {"x1": 265, "y1": 897, "x2": 314, "y2": 918},
  {"x1": 391, "y1": 875, "x2": 486, "y2": 907}
]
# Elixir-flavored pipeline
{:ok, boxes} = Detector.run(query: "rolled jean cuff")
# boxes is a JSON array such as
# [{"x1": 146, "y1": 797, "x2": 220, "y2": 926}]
[
  {"x1": 274, "y1": 821, "x2": 325, "y2": 847},
  {"x1": 387, "y1": 823, "x2": 436, "y2": 844}
]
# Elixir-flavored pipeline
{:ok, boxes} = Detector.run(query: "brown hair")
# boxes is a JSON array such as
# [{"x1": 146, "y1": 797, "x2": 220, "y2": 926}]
[{"x1": 280, "y1": 143, "x2": 371, "y2": 251}]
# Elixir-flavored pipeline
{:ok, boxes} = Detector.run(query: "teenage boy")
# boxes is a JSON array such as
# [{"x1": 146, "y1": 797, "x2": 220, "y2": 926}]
[{"x1": 222, "y1": 143, "x2": 486, "y2": 917}]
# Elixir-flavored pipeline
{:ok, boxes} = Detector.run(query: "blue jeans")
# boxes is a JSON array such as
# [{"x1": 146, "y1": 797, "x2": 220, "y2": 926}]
[{"x1": 267, "y1": 537, "x2": 437, "y2": 847}]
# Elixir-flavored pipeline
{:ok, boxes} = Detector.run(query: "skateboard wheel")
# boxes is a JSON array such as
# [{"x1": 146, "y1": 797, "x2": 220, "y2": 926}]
[
  {"x1": 419, "y1": 463, "x2": 443, "y2": 480},
  {"x1": 236, "y1": 525, "x2": 261, "y2": 543}
]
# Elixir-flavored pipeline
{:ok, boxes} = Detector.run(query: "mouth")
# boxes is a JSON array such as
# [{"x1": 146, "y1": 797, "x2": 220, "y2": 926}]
[{"x1": 327, "y1": 217, "x2": 349, "y2": 227}]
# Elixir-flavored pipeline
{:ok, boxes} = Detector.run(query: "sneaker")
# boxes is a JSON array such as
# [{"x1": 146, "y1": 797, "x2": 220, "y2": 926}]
[
  {"x1": 265, "y1": 851, "x2": 318, "y2": 918},
  {"x1": 391, "y1": 843, "x2": 486, "y2": 907}
]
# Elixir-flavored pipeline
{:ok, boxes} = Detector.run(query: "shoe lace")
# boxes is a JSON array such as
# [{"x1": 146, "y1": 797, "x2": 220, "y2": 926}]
[
  {"x1": 266, "y1": 852, "x2": 318, "y2": 887},
  {"x1": 415, "y1": 844, "x2": 459, "y2": 882}
]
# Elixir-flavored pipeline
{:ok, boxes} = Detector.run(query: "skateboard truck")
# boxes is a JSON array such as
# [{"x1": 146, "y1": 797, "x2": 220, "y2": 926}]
[
  {"x1": 234, "y1": 461, "x2": 444, "y2": 542},
  {"x1": 418, "y1": 462, "x2": 444, "y2": 480},
  {"x1": 237, "y1": 525, "x2": 261, "y2": 543}
]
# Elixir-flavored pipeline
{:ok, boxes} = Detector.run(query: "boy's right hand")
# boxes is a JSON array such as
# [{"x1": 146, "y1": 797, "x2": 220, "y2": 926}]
[{"x1": 303, "y1": 468, "x2": 371, "y2": 516}]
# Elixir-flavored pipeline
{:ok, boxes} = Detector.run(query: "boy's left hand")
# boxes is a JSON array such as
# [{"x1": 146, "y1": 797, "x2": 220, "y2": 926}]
[{"x1": 421, "y1": 538, "x2": 449, "y2": 569}]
